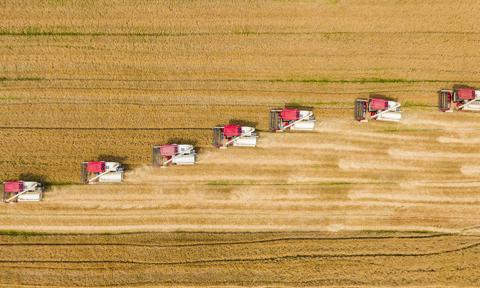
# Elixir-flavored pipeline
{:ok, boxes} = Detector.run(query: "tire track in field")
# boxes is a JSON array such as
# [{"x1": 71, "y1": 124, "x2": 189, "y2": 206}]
[
  {"x1": 0, "y1": 233, "x2": 454, "y2": 247},
  {"x1": 0, "y1": 241, "x2": 478, "y2": 266}
]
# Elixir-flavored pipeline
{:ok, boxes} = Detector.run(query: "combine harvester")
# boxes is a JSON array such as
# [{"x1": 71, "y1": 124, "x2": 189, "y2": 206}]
[
  {"x1": 152, "y1": 144, "x2": 196, "y2": 167},
  {"x1": 269, "y1": 107, "x2": 316, "y2": 132},
  {"x1": 213, "y1": 124, "x2": 258, "y2": 148},
  {"x1": 438, "y1": 86, "x2": 480, "y2": 112},
  {"x1": 81, "y1": 161, "x2": 124, "y2": 184},
  {"x1": 3, "y1": 180, "x2": 43, "y2": 203},
  {"x1": 354, "y1": 97, "x2": 402, "y2": 122}
]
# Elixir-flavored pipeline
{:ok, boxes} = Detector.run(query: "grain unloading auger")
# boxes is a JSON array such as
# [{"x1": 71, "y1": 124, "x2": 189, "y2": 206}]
[
  {"x1": 3, "y1": 180, "x2": 43, "y2": 203},
  {"x1": 439, "y1": 87, "x2": 480, "y2": 112},
  {"x1": 213, "y1": 124, "x2": 258, "y2": 148},
  {"x1": 354, "y1": 98, "x2": 402, "y2": 122},
  {"x1": 269, "y1": 107, "x2": 316, "y2": 132},
  {"x1": 152, "y1": 144, "x2": 196, "y2": 167},
  {"x1": 81, "y1": 161, "x2": 124, "y2": 184}
]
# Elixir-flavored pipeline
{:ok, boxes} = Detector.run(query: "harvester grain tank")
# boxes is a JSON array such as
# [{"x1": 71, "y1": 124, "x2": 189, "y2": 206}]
[
  {"x1": 269, "y1": 107, "x2": 316, "y2": 132},
  {"x1": 213, "y1": 124, "x2": 258, "y2": 148},
  {"x1": 3, "y1": 180, "x2": 43, "y2": 203},
  {"x1": 81, "y1": 161, "x2": 124, "y2": 184},
  {"x1": 354, "y1": 97, "x2": 402, "y2": 122},
  {"x1": 438, "y1": 86, "x2": 480, "y2": 112},
  {"x1": 152, "y1": 144, "x2": 196, "y2": 167}
]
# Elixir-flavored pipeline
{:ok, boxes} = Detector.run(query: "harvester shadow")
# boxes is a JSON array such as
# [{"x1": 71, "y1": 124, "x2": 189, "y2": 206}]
[
  {"x1": 97, "y1": 154, "x2": 130, "y2": 171},
  {"x1": 18, "y1": 173, "x2": 50, "y2": 190},
  {"x1": 229, "y1": 119, "x2": 263, "y2": 133},
  {"x1": 369, "y1": 93, "x2": 397, "y2": 101},
  {"x1": 167, "y1": 138, "x2": 201, "y2": 153},
  {"x1": 453, "y1": 84, "x2": 474, "y2": 89},
  {"x1": 284, "y1": 102, "x2": 314, "y2": 110},
  {"x1": 228, "y1": 119, "x2": 258, "y2": 128}
]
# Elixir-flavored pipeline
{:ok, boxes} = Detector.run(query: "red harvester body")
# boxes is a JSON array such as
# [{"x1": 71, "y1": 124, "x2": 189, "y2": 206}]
[
  {"x1": 223, "y1": 124, "x2": 242, "y2": 137},
  {"x1": 3, "y1": 181, "x2": 24, "y2": 193},
  {"x1": 86, "y1": 161, "x2": 105, "y2": 173},
  {"x1": 456, "y1": 88, "x2": 475, "y2": 100},
  {"x1": 280, "y1": 108, "x2": 300, "y2": 121},
  {"x1": 369, "y1": 98, "x2": 389, "y2": 111},
  {"x1": 159, "y1": 144, "x2": 178, "y2": 157}
]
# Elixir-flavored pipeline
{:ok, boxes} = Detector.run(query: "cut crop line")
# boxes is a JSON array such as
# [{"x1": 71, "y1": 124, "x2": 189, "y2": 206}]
[
  {"x1": 1, "y1": 31, "x2": 480, "y2": 37},
  {"x1": 0, "y1": 87, "x2": 441, "y2": 94},
  {"x1": 0, "y1": 126, "x2": 212, "y2": 131},
  {"x1": 1, "y1": 77, "x2": 474, "y2": 84},
  {"x1": 0, "y1": 101, "x2": 275, "y2": 108}
]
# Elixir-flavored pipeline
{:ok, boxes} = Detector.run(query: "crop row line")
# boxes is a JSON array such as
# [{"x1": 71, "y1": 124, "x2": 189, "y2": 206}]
[
  {"x1": 0, "y1": 233, "x2": 454, "y2": 247},
  {"x1": 0, "y1": 241, "x2": 478, "y2": 265}
]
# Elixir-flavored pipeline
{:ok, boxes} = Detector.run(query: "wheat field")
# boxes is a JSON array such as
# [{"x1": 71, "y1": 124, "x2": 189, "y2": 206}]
[{"x1": 1, "y1": 0, "x2": 480, "y2": 286}]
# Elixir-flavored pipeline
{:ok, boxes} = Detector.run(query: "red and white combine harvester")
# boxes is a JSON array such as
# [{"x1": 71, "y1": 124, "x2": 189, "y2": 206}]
[
  {"x1": 3, "y1": 180, "x2": 43, "y2": 203},
  {"x1": 152, "y1": 144, "x2": 196, "y2": 167},
  {"x1": 213, "y1": 124, "x2": 258, "y2": 148},
  {"x1": 354, "y1": 97, "x2": 402, "y2": 122},
  {"x1": 81, "y1": 161, "x2": 124, "y2": 184},
  {"x1": 438, "y1": 86, "x2": 480, "y2": 112},
  {"x1": 269, "y1": 107, "x2": 316, "y2": 132}
]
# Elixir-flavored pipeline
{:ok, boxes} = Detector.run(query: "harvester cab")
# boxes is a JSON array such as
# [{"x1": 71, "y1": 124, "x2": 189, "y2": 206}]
[
  {"x1": 213, "y1": 124, "x2": 258, "y2": 148},
  {"x1": 152, "y1": 144, "x2": 196, "y2": 167},
  {"x1": 81, "y1": 161, "x2": 124, "y2": 184},
  {"x1": 354, "y1": 97, "x2": 402, "y2": 122},
  {"x1": 269, "y1": 107, "x2": 315, "y2": 132},
  {"x1": 438, "y1": 87, "x2": 480, "y2": 112},
  {"x1": 3, "y1": 180, "x2": 43, "y2": 203}
]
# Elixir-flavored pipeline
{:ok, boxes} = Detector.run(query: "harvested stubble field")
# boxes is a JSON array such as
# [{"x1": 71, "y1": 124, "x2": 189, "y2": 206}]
[
  {"x1": 0, "y1": 231, "x2": 479, "y2": 287},
  {"x1": 1, "y1": 0, "x2": 480, "y2": 286}
]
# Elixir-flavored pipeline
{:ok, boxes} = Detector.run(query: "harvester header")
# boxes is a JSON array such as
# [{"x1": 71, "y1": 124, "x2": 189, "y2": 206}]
[
  {"x1": 439, "y1": 86, "x2": 480, "y2": 112},
  {"x1": 3, "y1": 180, "x2": 43, "y2": 203},
  {"x1": 213, "y1": 124, "x2": 258, "y2": 148},
  {"x1": 269, "y1": 107, "x2": 316, "y2": 132},
  {"x1": 354, "y1": 97, "x2": 402, "y2": 122},
  {"x1": 152, "y1": 144, "x2": 196, "y2": 167},
  {"x1": 81, "y1": 161, "x2": 124, "y2": 184}
]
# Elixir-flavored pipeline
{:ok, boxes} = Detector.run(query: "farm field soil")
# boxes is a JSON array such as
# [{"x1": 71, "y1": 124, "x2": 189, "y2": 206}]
[{"x1": 1, "y1": 0, "x2": 480, "y2": 286}]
